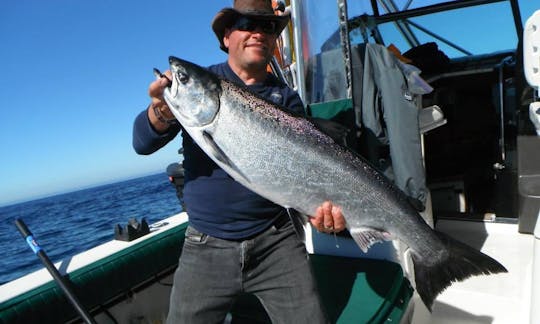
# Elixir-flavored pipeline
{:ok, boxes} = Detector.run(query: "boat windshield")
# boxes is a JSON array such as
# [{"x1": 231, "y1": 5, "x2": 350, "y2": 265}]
[{"x1": 298, "y1": 0, "x2": 522, "y2": 104}]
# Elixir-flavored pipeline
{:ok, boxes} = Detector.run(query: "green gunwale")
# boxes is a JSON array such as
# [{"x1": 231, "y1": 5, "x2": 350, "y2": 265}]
[{"x1": 0, "y1": 222, "x2": 188, "y2": 323}]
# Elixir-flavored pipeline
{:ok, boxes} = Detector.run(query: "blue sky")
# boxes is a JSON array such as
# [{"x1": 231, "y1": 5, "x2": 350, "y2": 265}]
[
  {"x1": 0, "y1": 1, "x2": 230, "y2": 206},
  {"x1": 0, "y1": 1, "x2": 537, "y2": 206}
]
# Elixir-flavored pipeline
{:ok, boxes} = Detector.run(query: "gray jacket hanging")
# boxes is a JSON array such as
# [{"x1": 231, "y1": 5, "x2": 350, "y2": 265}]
[{"x1": 356, "y1": 43, "x2": 428, "y2": 208}]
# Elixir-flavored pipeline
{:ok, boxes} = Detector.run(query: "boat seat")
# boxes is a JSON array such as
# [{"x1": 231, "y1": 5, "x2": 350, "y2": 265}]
[{"x1": 312, "y1": 255, "x2": 412, "y2": 323}]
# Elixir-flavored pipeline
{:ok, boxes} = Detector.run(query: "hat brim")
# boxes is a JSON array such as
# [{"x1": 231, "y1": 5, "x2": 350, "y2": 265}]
[{"x1": 212, "y1": 8, "x2": 290, "y2": 52}]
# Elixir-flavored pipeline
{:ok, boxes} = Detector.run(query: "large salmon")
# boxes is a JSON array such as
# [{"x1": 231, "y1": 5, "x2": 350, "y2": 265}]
[{"x1": 162, "y1": 56, "x2": 506, "y2": 310}]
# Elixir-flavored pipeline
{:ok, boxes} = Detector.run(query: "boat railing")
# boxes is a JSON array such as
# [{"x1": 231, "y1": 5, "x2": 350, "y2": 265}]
[{"x1": 524, "y1": 10, "x2": 540, "y2": 323}]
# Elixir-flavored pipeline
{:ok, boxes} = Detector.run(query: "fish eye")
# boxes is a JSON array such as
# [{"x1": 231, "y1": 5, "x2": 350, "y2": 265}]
[{"x1": 178, "y1": 72, "x2": 189, "y2": 84}]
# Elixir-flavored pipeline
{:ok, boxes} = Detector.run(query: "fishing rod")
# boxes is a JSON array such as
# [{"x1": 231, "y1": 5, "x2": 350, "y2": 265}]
[{"x1": 15, "y1": 218, "x2": 97, "y2": 324}]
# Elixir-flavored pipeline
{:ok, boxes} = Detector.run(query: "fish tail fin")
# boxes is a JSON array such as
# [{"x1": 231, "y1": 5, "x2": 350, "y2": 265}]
[{"x1": 411, "y1": 231, "x2": 507, "y2": 311}]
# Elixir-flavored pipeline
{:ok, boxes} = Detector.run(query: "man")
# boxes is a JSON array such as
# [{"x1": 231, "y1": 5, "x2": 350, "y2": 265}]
[{"x1": 132, "y1": 0, "x2": 345, "y2": 322}]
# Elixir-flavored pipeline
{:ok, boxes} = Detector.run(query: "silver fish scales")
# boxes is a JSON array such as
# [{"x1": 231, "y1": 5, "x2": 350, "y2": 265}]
[{"x1": 163, "y1": 56, "x2": 507, "y2": 311}]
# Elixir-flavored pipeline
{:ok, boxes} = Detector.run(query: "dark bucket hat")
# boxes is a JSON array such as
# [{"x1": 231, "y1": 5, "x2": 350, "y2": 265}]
[{"x1": 212, "y1": 0, "x2": 290, "y2": 52}]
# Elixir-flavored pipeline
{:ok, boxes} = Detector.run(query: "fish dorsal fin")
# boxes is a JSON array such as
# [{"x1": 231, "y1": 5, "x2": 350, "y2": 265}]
[
  {"x1": 349, "y1": 227, "x2": 392, "y2": 253},
  {"x1": 202, "y1": 131, "x2": 250, "y2": 183}
]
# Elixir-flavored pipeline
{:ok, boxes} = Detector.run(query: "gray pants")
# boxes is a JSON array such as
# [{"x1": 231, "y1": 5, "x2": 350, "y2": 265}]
[{"x1": 166, "y1": 221, "x2": 328, "y2": 324}]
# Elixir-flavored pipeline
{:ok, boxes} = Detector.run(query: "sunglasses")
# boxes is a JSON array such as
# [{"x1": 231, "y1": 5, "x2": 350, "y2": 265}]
[{"x1": 231, "y1": 17, "x2": 279, "y2": 35}]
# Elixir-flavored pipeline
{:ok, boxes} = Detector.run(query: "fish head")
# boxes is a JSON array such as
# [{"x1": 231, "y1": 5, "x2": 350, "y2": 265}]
[{"x1": 164, "y1": 56, "x2": 221, "y2": 127}]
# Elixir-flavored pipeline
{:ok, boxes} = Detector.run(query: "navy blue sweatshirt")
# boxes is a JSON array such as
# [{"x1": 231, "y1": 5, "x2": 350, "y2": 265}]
[{"x1": 133, "y1": 62, "x2": 304, "y2": 240}]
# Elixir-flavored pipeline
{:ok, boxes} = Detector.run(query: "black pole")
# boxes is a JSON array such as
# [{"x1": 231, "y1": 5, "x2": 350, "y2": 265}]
[{"x1": 15, "y1": 218, "x2": 97, "y2": 324}]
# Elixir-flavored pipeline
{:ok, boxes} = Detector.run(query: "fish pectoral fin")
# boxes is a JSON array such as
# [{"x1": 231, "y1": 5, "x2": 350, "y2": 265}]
[
  {"x1": 202, "y1": 131, "x2": 250, "y2": 183},
  {"x1": 349, "y1": 227, "x2": 392, "y2": 253}
]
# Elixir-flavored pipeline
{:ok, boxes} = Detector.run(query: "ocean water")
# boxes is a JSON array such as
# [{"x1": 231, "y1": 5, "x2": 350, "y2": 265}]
[{"x1": 0, "y1": 173, "x2": 182, "y2": 285}]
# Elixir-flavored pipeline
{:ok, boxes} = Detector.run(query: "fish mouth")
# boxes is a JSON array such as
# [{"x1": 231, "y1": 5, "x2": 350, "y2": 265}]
[{"x1": 164, "y1": 56, "x2": 222, "y2": 128}]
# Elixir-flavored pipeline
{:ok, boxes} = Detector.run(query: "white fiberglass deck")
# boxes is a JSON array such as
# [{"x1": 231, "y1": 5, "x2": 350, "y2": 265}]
[{"x1": 418, "y1": 219, "x2": 535, "y2": 324}]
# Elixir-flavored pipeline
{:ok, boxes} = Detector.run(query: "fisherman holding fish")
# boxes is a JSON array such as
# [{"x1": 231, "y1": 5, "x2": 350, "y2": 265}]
[{"x1": 133, "y1": 0, "x2": 344, "y2": 322}]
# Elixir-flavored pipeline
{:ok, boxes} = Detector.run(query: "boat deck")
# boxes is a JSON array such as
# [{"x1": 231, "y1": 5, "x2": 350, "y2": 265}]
[
  {"x1": 1, "y1": 214, "x2": 536, "y2": 323},
  {"x1": 413, "y1": 219, "x2": 535, "y2": 324}
]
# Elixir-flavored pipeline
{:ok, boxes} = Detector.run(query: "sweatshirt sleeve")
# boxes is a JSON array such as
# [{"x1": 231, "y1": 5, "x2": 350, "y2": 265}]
[{"x1": 132, "y1": 109, "x2": 181, "y2": 155}]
